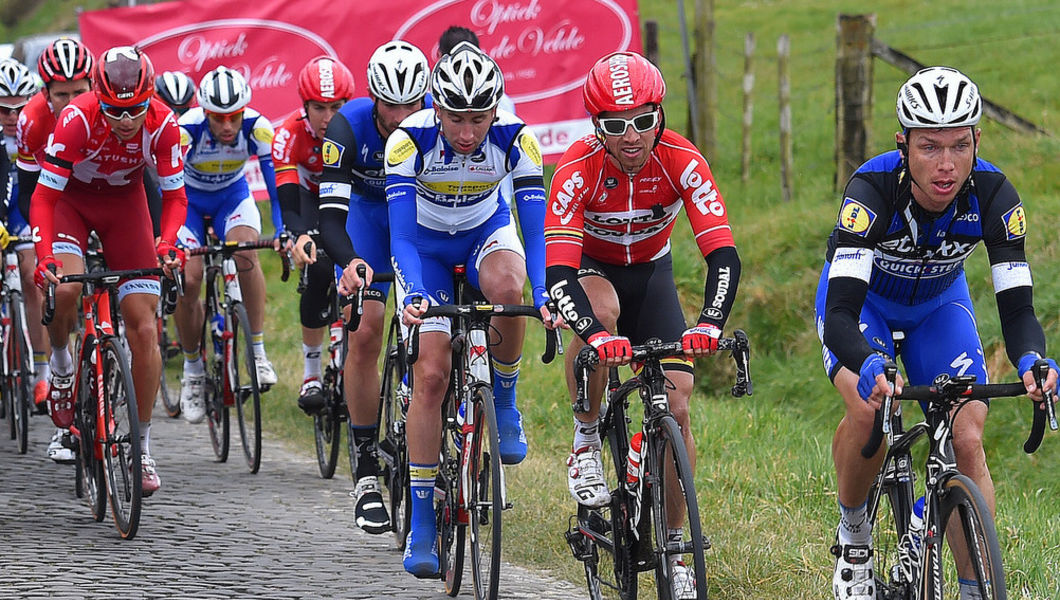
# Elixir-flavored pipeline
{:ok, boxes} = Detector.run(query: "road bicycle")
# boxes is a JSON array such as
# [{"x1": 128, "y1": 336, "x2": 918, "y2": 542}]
[
  {"x1": 375, "y1": 272, "x2": 411, "y2": 548},
  {"x1": 0, "y1": 233, "x2": 38, "y2": 454},
  {"x1": 565, "y1": 333, "x2": 753, "y2": 600},
  {"x1": 188, "y1": 238, "x2": 290, "y2": 474},
  {"x1": 406, "y1": 268, "x2": 561, "y2": 600},
  {"x1": 857, "y1": 357, "x2": 1056, "y2": 600},
  {"x1": 156, "y1": 277, "x2": 182, "y2": 418}
]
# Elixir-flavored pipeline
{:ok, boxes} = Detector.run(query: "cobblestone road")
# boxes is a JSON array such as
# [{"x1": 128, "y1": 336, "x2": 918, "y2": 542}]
[{"x1": 0, "y1": 409, "x2": 584, "y2": 599}]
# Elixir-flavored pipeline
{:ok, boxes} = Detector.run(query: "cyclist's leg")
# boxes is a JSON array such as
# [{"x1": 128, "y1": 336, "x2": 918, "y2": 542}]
[
  {"x1": 174, "y1": 209, "x2": 207, "y2": 420},
  {"x1": 12, "y1": 215, "x2": 49, "y2": 408},
  {"x1": 46, "y1": 200, "x2": 89, "y2": 431},
  {"x1": 295, "y1": 254, "x2": 334, "y2": 411}
]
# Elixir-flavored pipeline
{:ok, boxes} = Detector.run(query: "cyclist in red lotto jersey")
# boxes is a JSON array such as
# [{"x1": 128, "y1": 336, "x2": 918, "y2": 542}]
[
  {"x1": 15, "y1": 37, "x2": 94, "y2": 463},
  {"x1": 273, "y1": 56, "x2": 354, "y2": 414},
  {"x1": 31, "y1": 46, "x2": 187, "y2": 495},
  {"x1": 545, "y1": 52, "x2": 741, "y2": 600}
]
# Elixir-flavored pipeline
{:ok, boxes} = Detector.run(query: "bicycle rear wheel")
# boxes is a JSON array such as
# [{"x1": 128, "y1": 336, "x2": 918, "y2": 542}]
[
  {"x1": 229, "y1": 302, "x2": 262, "y2": 473},
  {"x1": 378, "y1": 338, "x2": 410, "y2": 549},
  {"x1": 645, "y1": 415, "x2": 708, "y2": 600},
  {"x1": 313, "y1": 364, "x2": 342, "y2": 479},
  {"x1": 920, "y1": 473, "x2": 1007, "y2": 600},
  {"x1": 76, "y1": 335, "x2": 106, "y2": 521},
  {"x1": 157, "y1": 311, "x2": 181, "y2": 418},
  {"x1": 100, "y1": 336, "x2": 142, "y2": 540},
  {"x1": 467, "y1": 384, "x2": 504, "y2": 600}
]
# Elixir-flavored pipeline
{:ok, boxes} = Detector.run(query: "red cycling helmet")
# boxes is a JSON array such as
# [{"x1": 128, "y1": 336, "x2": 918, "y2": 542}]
[
  {"x1": 93, "y1": 46, "x2": 155, "y2": 107},
  {"x1": 583, "y1": 51, "x2": 666, "y2": 116},
  {"x1": 38, "y1": 37, "x2": 94, "y2": 84},
  {"x1": 298, "y1": 56, "x2": 354, "y2": 103}
]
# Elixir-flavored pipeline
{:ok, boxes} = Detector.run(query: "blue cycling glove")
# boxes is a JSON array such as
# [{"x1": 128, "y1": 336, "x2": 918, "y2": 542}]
[
  {"x1": 1017, "y1": 352, "x2": 1059, "y2": 383},
  {"x1": 857, "y1": 354, "x2": 887, "y2": 401}
]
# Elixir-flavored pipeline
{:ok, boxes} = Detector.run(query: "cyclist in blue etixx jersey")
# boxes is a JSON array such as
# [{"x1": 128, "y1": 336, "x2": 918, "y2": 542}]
[
  {"x1": 173, "y1": 66, "x2": 282, "y2": 422},
  {"x1": 817, "y1": 67, "x2": 1059, "y2": 600},
  {"x1": 317, "y1": 40, "x2": 431, "y2": 536},
  {"x1": 390, "y1": 41, "x2": 555, "y2": 577}
]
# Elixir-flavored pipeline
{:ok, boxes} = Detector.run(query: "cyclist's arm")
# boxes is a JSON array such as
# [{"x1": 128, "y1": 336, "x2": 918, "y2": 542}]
[
  {"x1": 385, "y1": 128, "x2": 427, "y2": 303},
  {"x1": 142, "y1": 168, "x2": 162, "y2": 239},
  {"x1": 249, "y1": 113, "x2": 282, "y2": 234},
  {"x1": 16, "y1": 165, "x2": 37, "y2": 222},
  {"x1": 509, "y1": 127, "x2": 547, "y2": 308},
  {"x1": 697, "y1": 246, "x2": 741, "y2": 328},
  {"x1": 271, "y1": 123, "x2": 308, "y2": 236},
  {"x1": 29, "y1": 104, "x2": 88, "y2": 258},
  {"x1": 153, "y1": 119, "x2": 188, "y2": 246},
  {"x1": 317, "y1": 113, "x2": 359, "y2": 267}
]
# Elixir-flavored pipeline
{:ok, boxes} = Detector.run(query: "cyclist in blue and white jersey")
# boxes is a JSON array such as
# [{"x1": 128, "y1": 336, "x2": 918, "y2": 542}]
[
  {"x1": 316, "y1": 40, "x2": 431, "y2": 535},
  {"x1": 173, "y1": 66, "x2": 281, "y2": 422},
  {"x1": 388, "y1": 41, "x2": 554, "y2": 578},
  {"x1": 818, "y1": 67, "x2": 1059, "y2": 600}
]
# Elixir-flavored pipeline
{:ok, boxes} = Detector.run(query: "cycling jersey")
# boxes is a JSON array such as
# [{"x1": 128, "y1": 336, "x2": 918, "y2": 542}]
[
  {"x1": 544, "y1": 130, "x2": 738, "y2": 341},
  {"x1": 3, "y1": 132, "x2": 20, "y2": 230},
  {"x1": 820, "y1": 150, "x2": 1044, "y2": 376},
  {"x1": 385, "y1": 107, "x2": 546, "y2": 308},
  {"x1": 272, "y1": 109, "x2": 322, "y2": 236}
]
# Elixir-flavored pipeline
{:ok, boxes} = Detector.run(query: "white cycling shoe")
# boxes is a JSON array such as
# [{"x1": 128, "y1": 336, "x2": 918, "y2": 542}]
[{"x1": 831, "y1": 541, "x2": 875, "y2": 599}]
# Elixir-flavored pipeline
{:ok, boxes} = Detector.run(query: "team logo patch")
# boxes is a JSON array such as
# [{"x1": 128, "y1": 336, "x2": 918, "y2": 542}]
[
  {"x1": 519, "y1": 132, "x2": 542, "y2": 167},
  {"x1": 321, "y1": 140, "x2": 343, "y2": 167},
  {"x1": 604, "y1": 177, "x2": 618, "y2": 189},
  {"x1": 387, "y1": 138, "x2": 416, "y2": 167},
  {"x1": 252, "y1": 126, "x2": 273, "y2": 145},
  {"x1": 837, "y1": 198, "x2": 876, "y2": 236},
  {"x1": 1003, "y1": 205, "x2": 1026, "y2": 239}
]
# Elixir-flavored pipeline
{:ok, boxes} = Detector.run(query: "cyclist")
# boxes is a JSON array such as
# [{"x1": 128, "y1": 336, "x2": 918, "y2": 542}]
[
  {"x1": 174, "y1": 66, "x2": 281, "y2": 422},
  {"x1": 389, "y1": 41, "x2": 552, "y2": 577},
  {"x1": 271, "y1": 55, "x2": 353, "y2": 421},
  {"x1": 545, "y1": 51, "x2": 741, "y2": 600},
  {"x1": 31, "y1": 46, "x2": 186, "y2": 495},
  {"x1": 14, "y1": 39, "x2": 94, "y2": 463},
  {"x1": 317, "y1": 40, "x2": 430, "y2": 535},
  {"x1": 155, "y1": 71, "x2": 196, "y2": 116},
  {"x1": 817, "y1": 66, "x2": 1059, "y2": 600}
]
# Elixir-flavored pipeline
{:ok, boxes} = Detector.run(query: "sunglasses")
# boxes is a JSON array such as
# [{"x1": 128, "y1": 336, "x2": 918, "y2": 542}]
[
  {"x1": 206, "y1": 110, "x2": 244, "y2": 123},
  {"x1": 0, "y1": 106, "x2": 23, "y2": 116},
  {"x1": 100, "y1": 99, "x2": 151, "y2": 120},
  {"x1": 598, "y1": 110, "x2": 660, "y2": 136}
]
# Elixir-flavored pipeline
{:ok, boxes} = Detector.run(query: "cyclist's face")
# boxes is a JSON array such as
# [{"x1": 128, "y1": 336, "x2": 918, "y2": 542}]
[
  {"x1": 436, "y1": 107, "x2": 495, "y2": 155},
  {"x1": 207, "y1": 111, "x2": 243, "y2": 144},
  {"x1": 46, "y1": 79, "x2": 91, "y2": 115},
  {"x1": 0, "y1": 97, "x2": 24, "y2": 136},
  {"x1": 374, "y1": 97, "x2": 422, "y2": 138},
  {"x1": 304, "y1": 99, "x2": 345, "y2": 139},
  {"x1": 595, "y1": 104, "x2": 659, "y2": 174},
  {"x1": 103, "y1": 108, "x2": 148, "y2": 140},
  {"x1": 899, "y1": 127, "x2": 979, "y2": 212}
]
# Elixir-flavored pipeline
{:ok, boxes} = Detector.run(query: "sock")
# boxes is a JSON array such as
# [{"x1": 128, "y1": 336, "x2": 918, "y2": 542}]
[
  {"x1": 303, "y1": 343, "x2": 322, "y2": 380},
  {"x1": 34, "y1": 352, "x2": 49, "y2": 384},
  {"x1": 351, "y1": 425, "x2": 380, "y2": 480},
  {"x1": 139, "y1": 421, "x2": 151, "y2": 456},
  {"x1": 409, "y1": 463, "x2": 438, "y2": 535},
  {"x1": 50, "y1": 345, "x2": 72, "y2": 376},
  {"x1": 252, "y1": 332, "x2": 266, "y2": 359},
  {"x1": 959, "y1": 580, "x2": 985, "y2": 600},
  {"x1": 492, "y1": 355, "x2": 520, "y2": 409},
  {"x1": 572, "y1": 417, "x2": 601, "y2": 450},
  {"x1": 837, "y1": 499, "x2": 871, "y2": 546},
  {"x1": 183, "y1": 351, "x2": 205, "y2": 377}
]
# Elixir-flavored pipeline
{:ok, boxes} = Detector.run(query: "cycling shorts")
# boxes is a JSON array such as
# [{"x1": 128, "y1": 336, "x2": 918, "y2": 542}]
[
  {"x1": 345, "y1": 194, "x2": 392, "y2": 299},
  {"x1": 178, "y1": 178, "x2": 262, "y2": 248},
  {"x1": 578, "y1": 253, "x2": 692, "y2": 373},
  {"x1": 814, "y1": 261, "x2": 988, "y2": 387}
]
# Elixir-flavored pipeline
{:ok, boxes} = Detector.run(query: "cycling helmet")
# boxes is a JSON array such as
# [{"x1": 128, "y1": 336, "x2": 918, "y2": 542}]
[
  {"x1": 367, "y1": 41, "x2": 429, "y2": 104},
  {"x1": 298, "y1": 56, "x2": 354, "y2": 103},
  {"x1": 93, "y1": 46, "x2": 155, "y2": 107},
  {"x1": 156, "y1": 71, "x2": 195, "y2": 107},
  {"x1": 38, "y1": 37, "x2": 94, "y2": 84},
  {"x1": 197, "y1": 66, "x2": 251, "y2": 113},
  {"x1": 0, "y1": 59, "x2": 41, "y2": 99},
  {"x1": 430, "y1": 41, "x2": 503, "y2": 112},
  {"x1": 583, "y1": 52, "x2": 666, "y2": 116},
  {"x1": 897, "y1": 66, "x2": 981, "y2": 129}
]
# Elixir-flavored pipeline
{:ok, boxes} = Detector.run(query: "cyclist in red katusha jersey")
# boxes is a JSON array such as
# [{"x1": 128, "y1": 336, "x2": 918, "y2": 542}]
[
  {"x1": 272, "y1": 56, "x2": 354, "y2": 421},
  {"x1": 16, "y1": 37, "x2": 94, "y2": 463},
  {"x1": 31, "y1": 46, "x2": 187, "y2": 496},
  {"x1": 545, "y1": 51, "x2": 741, "y2": 600}
]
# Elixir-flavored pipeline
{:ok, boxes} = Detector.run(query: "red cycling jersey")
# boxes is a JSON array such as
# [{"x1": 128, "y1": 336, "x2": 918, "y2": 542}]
[
  {"x1": 30, "y1": 93, "x2": 187, "y2": 260},
  {"x1": 15, "y1": 93, "x2": 56, "y2": 173},
  {"x1": 545, "y1": 129, "x2": 734, "y2": 268},
  {"x1": 272, "y1": 111, "x2": 322, "y2": 193}
]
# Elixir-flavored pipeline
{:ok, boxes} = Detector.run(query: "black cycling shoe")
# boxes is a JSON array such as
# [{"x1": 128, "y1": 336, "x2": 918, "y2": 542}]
[{"x1": 297, "y1": 378, "x2": 326, "y2": 414}]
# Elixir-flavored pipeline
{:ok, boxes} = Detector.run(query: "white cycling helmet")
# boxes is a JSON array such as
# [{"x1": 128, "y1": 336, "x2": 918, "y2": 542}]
[
  {"x1": 896, "y1": 66, "x2": 981, "y2": 129},
  {"x1": 367, "y1": 41, "x2": 429, "y2": 105},
  {"x1": 197, "y1": 66, "x2": 251, "y2": 113},
  {"x1": 0, "y1": 58, "x2": 41, "y2": 100},
  {"x1": 430, "y1": 41, "x2": 503, "y2": 112},
  {"x1": 156, "y1": 71, "x2": 196, "y2": 108}
]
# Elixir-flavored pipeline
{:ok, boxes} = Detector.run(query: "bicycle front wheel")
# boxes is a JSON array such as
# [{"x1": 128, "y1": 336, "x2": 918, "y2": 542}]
[
  {"x1": 378, "y1": 337, "x2": 410, "y2": 549},
  {"x1": 203, "y1": 305, "x2": 229, "y2": 462},
  {"x1": 8, "y1": 294, "x2": 32, "y2": 454},
  {"x1": 645, "y1": 415, "x2": 708, "y2": 600},
  {"x1": 157, "y1": 311, "x2": 181, "y2": 418},
  {"x1": 467, "y1": 384, "x2": 504, "y2": 600},
  {"x1": 100, "y1": 336, "x2": 142, "y2": 540},
  {"x1": 76, "y1": 335, "x2": 106, "y2": 521},
  {"x1": 921, "y1": 473, "x2": 1007, "y2": 600},
  {"x1": 229, "y1": 302, "x2": 262, "y2": 473},
  {"x1": 313, "y1": 365, "x2": 342, "y2": 479}
]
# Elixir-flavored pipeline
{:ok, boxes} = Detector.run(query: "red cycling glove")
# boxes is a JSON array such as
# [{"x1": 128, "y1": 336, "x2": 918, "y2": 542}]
[
  {"x1": 156, "y1": 240, "x2": 186, "y2": 269},
  {"x1": 34, "y1": 255, "x2": 62, "y2": 289},
  {"x1": 587, "y1": 331, "x2": 632, "y2": 362},
  {"x1": 681, "y1": 323, "x2": 721, "y2": 355}
]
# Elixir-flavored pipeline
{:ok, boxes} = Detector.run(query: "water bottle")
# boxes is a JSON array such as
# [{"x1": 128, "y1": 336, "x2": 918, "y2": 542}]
[
  {"x1": 210, "y1": 313, "x2": 225, "y2": 355},
  {"x1": 397, "y1": 373, "x2": 411, "y2": 416},
  {"x1": 625, "y1": 432, "x2": 643, "y2": 490},
  {"x1": 907, "y1": 495, "x2": 925, "y2": 558},
  {"x1": 328, "y1": 320, "x2": 343, "y2": 369}
]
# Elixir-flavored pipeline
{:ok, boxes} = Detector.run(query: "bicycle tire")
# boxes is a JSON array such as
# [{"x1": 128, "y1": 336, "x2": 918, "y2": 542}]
[
  {"x1": 203, "y1": 299, "x2": 230, "y2": 462},
  {"x1": 230, "y1": 302, "x2": 262, "y2": 473},
  {"x1": 920, "y1": 473, "x2": 1007, "y2": 600},
  {"x1": 646, "y1": 415, "x2": 708, "y2": 600},
  {"x1": 467, "y1": 384, "x2": 504, "y2": 600},
  {"x1": 157, "y1": 312, "x2": 181, "y2": 418},
  {"x1": 865, "y1": 450, "x2": 917, "y2": 599},
  {"x1": 313, "y1": 362, "x2": 342, "y2": 479},
  {"x1": 379, "y1": 338, "x2": 410, "y2": 549},
  {"x1": 8, "y1": 293, "x2": 31, "y2": 454},
  {"x1": 2, "y1": 300, "x2": 16, "y2": 438},
  {"x1": 76, "y1": 334, "x2": 106, "y2": 521},
  {"x1": 439, "y1": 395, "x2": 466, "y2": 597},
  {"x1": 100, "y1": 335, "x2": 142, "y2": 540}
]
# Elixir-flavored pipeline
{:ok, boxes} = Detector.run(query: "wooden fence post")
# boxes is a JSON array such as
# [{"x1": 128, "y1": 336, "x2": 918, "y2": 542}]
[
  {"x1": 644, "y1": 20, "x2": 659, "y2": 65},
  {"x1": 778, "y1": 34, "x2": 792, "y2": 203},
  {"x1": 741, "y1": 32, "x2": 755, "y2": 184},
  {"x1": 835, "y1": 13, "x2": 876, "y2": 191},
  {"x1": 693, "y1": 0, "x2": 717, "y2": 160}
]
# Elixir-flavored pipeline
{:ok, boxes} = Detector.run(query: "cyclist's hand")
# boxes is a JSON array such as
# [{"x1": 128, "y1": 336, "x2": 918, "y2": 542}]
[
  {"x1": 338, "y1": 258, "x2": 373, "y2": 297},
  {"x1": 857, "y1": 354, "x2": 900, "y2": 409},
  {"x1": 292, "y1": 234, "x2": 316, "y2": 267},
  {"x1": 156, "y1": 240, "x2": 186, "y2": 277},
  {"x1": 402, "y1": 295, "x2": 427, "y2": 326},
  {"x1": 34, "y1": 255, "x2": 62, "y2": 288},
  {"x1": 540, "y1": 303, "x2": 566, "y2": 330},
  {"x1": 1017, "y1": 353, "x2": 1059, "y2": 404},
  {"x1": 588, "y1": 331, "x2": 632, "y2": 367},
  {"x1": 681, "y1": 323, "x2": 721, "y2": 358}
]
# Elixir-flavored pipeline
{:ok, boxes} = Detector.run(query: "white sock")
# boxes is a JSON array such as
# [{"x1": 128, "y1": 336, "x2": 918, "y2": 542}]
[
  {"x1": 50, "y1": 346, "x2": 72, "y2": 376},
  {"x1": 183, "y1": 357, "x2": 205, "y2": 377},
  {"x1": 837, "y1": 500, "x2": 871, "y2": 546},
  {"x1": 303, "y1": 343, "x2": 322, "y2": 380},
  {"x1": 572, "y1": 417, "x2": 600, "y2": 450}
]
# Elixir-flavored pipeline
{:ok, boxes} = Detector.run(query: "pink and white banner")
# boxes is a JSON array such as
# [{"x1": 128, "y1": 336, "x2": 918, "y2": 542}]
[{"x1": 79, "y1": 0, "x2": 642, "y2": 162}]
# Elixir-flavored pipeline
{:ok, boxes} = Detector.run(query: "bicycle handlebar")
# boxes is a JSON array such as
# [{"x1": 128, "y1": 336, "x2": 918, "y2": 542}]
[
  {"x1": 187, "y1": 238, "x2": 291, "y2": 282},
  {"x1": 43, "y1": 266, "x2": 167, "y2": 325},
  {"x1": 406, "y1": 301, "x2": 561, "y2": 366}
]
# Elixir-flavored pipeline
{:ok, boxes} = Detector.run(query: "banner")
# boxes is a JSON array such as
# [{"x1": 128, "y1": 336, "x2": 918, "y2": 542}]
[{"x1": 79, "y1": 0, "x2": 642, "y2": 162}]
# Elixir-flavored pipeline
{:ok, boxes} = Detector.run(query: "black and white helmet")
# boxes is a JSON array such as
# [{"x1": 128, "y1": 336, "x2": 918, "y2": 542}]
[
  {"x1": 367, "y1": 41, "x2": 429, "y2": 105},
  {"x1": 156, "y1": 71, "x2": 195, "y2": 107},
  {"x1": 0, "y1": 58, "x2": 41, "y2": 99},
  {"x1": 196, "y1": 66, "x2": 251, "y2": 113},
  {"x1": 896, "y1": 66, "x2": 981, "y2": 129},
  {"x1": 430, "y1": 41, "x2": 503, "y2": 112}
]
